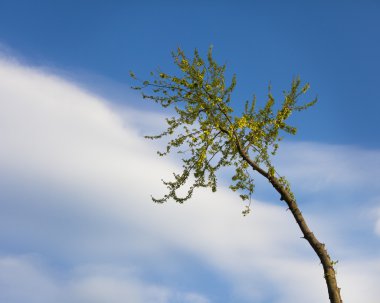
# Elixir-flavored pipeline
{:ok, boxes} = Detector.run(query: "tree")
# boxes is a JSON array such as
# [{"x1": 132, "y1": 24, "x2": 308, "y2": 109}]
[{"x1": 130, "y1": 47, "x2": 343, "y2": 303}]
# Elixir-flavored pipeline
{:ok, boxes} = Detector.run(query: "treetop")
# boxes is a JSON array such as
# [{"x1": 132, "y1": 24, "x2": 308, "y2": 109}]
[{"x1": 131, "y1": 46, "x2": 316, "y2": 212}]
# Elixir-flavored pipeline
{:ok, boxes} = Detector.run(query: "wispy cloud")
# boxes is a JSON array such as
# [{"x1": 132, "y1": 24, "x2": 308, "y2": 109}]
[
  {"x1": 0, "y1": 55, "x2": 379, "y2": 302},
  {"x1": 273, "y1": 141, "x2": 380, "y2": 192},
  {"x1": 0, "y1": 255, "x2": 210, "y2": 303}
]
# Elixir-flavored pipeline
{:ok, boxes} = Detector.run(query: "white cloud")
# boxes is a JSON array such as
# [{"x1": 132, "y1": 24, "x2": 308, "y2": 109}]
[
  {"x1": 0, "y1": 255, "x2": 210, "y2": 303},
  {"x1": 274, "y1": 141, "x2": 380, "y2": 192},
  {"x1": 339, "y1": 259, "x2": 380, "y2": 302},
  {"x1": 0, "y1": 255, "x2": 59, "y2": 303},
  {"x1": 0, "y1": 55, "x2": 379, "y2": 303}
]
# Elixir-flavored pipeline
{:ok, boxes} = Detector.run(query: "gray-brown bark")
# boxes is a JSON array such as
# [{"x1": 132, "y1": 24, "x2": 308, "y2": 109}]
[{"x1": 236, "y1": 141, "x2": 343, "y2": 303}]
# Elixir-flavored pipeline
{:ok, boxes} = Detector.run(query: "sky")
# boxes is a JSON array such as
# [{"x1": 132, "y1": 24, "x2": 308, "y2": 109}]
[{"x1": 0, "y1": 1, "x2": 379, "y2": 303}]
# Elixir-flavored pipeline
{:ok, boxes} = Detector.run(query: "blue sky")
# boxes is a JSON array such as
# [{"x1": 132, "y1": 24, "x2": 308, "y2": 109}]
[{"x1": 0, "y1": 1, "x2": 379, "y2": 303}]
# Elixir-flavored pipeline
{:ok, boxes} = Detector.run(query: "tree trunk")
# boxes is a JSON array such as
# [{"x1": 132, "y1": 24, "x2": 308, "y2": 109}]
[
  {"x1": 280, "y1": 190, "x2": 343, "y2": 303},
  {"x1": 236, "y1": 144, "x2": 343, "y2": 303}
]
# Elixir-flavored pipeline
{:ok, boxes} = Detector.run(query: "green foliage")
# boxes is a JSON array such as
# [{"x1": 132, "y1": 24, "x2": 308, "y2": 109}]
[{"x1": 131, "y1": 47, "x2": 316, "y2": 210}]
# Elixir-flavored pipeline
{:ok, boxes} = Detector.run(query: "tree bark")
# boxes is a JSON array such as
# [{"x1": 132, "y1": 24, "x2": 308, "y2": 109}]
[
  {"x1": 236, "y1": 144, "x2": 343, "y2": 303},
  {"x1": 270, "y1": 177, "x2": 343, "y2": 303}
]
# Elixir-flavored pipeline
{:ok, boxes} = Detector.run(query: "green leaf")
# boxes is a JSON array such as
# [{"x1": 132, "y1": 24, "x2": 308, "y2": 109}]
[{"x1": 130, "y1": 46, "x2": 316, "y2": 204}]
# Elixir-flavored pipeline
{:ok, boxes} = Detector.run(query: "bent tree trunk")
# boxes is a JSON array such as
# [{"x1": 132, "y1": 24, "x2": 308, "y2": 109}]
[
  {"x1": 280, "y1": 188, "x2": 343, "y2": 303},
  {"x1": 237, "y1": 144, "x2": 343, "y2": 303}
]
